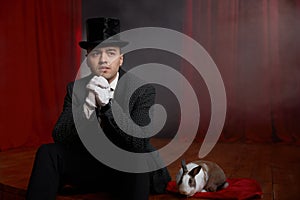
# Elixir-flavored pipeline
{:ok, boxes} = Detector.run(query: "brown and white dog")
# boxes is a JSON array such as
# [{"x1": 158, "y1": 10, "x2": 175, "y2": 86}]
[{"x1": 176, "y1": 160, "x2": 229, "y2": 197}]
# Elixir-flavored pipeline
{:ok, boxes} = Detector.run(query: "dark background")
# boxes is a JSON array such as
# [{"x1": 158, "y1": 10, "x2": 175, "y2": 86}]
[{"x1": 82, "y1": 0, "x2": 187, "y2": 138}]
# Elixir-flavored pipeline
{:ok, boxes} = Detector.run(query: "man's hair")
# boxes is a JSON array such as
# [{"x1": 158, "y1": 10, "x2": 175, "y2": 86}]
[{"x1": 86, "y1": 46, "x2": 122, "y2": 54}]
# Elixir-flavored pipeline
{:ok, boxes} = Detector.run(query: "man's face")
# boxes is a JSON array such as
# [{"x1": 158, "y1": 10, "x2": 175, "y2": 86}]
[{"x1": 86, "y1": 46, "x2": 123, "y2": 83}]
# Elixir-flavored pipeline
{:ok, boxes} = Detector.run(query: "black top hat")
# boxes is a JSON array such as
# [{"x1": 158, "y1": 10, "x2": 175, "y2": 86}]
[{"x1": 79, "y1": 17, "x2": 128, "y2": 50}]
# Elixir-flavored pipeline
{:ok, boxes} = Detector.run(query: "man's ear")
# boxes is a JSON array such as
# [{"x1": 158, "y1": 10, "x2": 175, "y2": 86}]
[{"x1": 119, "y1": 54, "x2": 124, "y2": 67}]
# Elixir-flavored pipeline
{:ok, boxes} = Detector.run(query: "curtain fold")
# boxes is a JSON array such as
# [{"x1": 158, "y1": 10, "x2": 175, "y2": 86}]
[
  {"x1": 1, "y1": 0, "x2": 299, "y2": 150},
  {"x1": 0, "y1": 0, "x2": 81, "y2": 150},
  {"x1": 183, "y1": 0, "x2": 300, "y2": 144}
]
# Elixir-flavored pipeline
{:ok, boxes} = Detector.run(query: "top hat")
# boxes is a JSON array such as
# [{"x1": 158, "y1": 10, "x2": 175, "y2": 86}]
[{"x1": 79, "y1": 17, "x2": 128, "y2": 50}]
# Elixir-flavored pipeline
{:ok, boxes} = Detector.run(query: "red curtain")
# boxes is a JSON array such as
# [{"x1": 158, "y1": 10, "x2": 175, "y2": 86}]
[
  {"x1": 0, "y1": 0, "x2": 81, "y2": 150},
  {"x1": 184, "y1": 0, "x2": 300, "y2": 144},
  {"x1": 1, "y1": 0, "x2": 299, "y2": 150}
]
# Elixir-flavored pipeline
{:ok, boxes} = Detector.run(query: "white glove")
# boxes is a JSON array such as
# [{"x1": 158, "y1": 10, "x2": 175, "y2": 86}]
[
  {"x1": 85, "y1": 91, "x2": 96, "y2": 108},
  {"x1": 84, "y1": 91, "x2": 96, "y2": 119},
  {"x1": 86, "y1": 76, "x2": 110, "y2": 107}
]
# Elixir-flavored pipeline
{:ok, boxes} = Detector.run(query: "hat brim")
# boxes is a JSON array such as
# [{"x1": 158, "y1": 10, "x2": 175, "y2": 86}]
[{"x1": 79, "y1": 40, "x2": 128, "y2": 50}]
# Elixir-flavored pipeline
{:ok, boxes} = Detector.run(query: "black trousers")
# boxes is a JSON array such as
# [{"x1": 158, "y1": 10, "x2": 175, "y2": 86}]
[{"x1": 26, "y1": 143, "x2": 150, "y2": 200}]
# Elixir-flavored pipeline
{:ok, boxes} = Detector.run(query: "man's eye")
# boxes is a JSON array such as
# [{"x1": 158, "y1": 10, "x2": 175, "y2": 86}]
[
  {"x1": 107, "y1": 52, "x2": 116, "y2": 56},
  {"x1": 91, "y1": 52, "x2": 100, "y2": 57}
]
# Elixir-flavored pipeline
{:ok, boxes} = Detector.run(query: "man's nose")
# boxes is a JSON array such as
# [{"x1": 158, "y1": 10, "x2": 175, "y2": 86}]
[{"x1": 99, "y1": 53, "x2": 108, "y2": 64}]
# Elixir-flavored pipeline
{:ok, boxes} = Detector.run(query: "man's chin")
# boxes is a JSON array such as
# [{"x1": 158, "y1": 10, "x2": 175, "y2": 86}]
[
  {"x1": 94, "y1": 72, "x2": 109, "y2": 78},
  {"x1": 100, "y1": 74, "x2": 112, "y2": 82}
]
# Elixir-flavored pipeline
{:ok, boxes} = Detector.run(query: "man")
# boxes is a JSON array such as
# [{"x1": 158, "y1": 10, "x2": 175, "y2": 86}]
[{"x1": 26, "y1": 17, "x2": 170, "y2": 200}]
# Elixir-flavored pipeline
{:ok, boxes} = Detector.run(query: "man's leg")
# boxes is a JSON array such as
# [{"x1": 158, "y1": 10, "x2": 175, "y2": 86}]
[
  {"x1": 26, "y1": 143, "x2": 65, "y2": 200},
  {"x1": 26, "y1": 143, "x2": 111, "y2": 200},
  {"x1": 117, "y1": 171, "x2": 150, "y2": 200}
]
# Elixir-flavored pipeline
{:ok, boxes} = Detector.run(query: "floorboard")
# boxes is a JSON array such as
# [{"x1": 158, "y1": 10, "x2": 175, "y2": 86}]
[{"x1": 0, "y1": 139, "x2": 300, "y2": 199}]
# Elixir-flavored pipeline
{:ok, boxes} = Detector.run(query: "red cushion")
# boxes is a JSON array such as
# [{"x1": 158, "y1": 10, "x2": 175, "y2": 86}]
[{"x1": 166, "y1": 178, "x2": 262, "y2": 200}]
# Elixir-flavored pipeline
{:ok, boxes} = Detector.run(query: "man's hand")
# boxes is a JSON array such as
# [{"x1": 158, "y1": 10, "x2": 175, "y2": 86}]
[
  {"x1": 85, "y1": 91, "x2": 97, "y2": 108},
  {"x1": 86, "y1": 76, "x2": 110, "y2": 107}
]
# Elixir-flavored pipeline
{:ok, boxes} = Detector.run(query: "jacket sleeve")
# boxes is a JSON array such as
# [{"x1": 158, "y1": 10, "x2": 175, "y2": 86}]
[
  {"x1": 52, "y1": 82, "x2": 98, "y2": 145},
  {"x1": 97, "y1": 84, "x2": 156, "y2": 152}
]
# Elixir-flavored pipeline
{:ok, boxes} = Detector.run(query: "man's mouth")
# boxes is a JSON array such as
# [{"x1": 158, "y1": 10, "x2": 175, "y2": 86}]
[{"x1": 100, "y1": 66, "x2": 110, "y2": 70}]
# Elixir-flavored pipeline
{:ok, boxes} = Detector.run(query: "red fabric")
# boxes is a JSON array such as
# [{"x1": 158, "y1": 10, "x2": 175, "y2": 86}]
[
  {"x1": 166, "y1": 178, "x2": 262, "y2": 200},
  {"x1": 1, "y1": 1, "x2": 300, "y2": 151},
  {"x1": 183, "y1": 0, "x2": 300, "y2": 144},
  {"x1": 0, "y1": 0, "x2": 81, "y2": 150}
]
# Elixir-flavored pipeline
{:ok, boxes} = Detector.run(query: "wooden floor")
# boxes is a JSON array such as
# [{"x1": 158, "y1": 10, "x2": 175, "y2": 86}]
[{"x1": 1, "y1": 139, "x2": 300, "y2": 200}]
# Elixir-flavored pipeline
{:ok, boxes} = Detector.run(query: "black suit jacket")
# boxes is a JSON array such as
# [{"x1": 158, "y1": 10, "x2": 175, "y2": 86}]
[{"x1": 52, "y1": 69, "x2": 170, "y2": 193}]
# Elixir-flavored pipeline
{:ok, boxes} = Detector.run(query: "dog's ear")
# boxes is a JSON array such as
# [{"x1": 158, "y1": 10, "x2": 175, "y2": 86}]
[{"x1": 188, "y1": 165, "x2": 202, "y2": 177}]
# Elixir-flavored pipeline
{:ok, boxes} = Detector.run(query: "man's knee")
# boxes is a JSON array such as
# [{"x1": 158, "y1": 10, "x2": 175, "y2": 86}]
[{"x1": 35, "y1": 143, "x2": 64, "y2": 161}]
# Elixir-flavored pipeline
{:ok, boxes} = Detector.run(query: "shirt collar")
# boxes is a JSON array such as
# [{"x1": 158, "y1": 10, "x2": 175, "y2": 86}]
[{"x1": 109, "y1": 72, "x2": 119, "y2": 91}]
